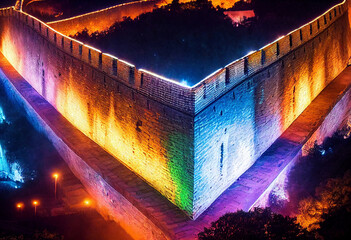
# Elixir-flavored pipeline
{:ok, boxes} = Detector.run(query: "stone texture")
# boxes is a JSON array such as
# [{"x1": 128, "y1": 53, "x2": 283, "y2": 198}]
[
  {"x1": 193, "y1": 4, "x2": 351, "y2": 217},
  {"x1": 1, "y1": 52, "x2": 351, "y2": 240},
  {"x1": 0, "y1": 54, "x2": 183, "y2": 240},
  {"x1": 0, "y1": 9, "x2": 195, "y2": 216},
  {"x1": 0, "y1": 1, "x2": 351, "y2": 239}
]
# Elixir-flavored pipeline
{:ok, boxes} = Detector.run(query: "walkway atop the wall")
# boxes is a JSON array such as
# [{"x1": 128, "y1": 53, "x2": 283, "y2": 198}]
[{"x1": 1, "y1": 48, "x2": 351, "y2": 239}]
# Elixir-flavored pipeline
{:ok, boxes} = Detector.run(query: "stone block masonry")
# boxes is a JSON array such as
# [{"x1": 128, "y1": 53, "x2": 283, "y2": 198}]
[
  {"x1": 0, "y1": 8, "x2": 195, "y2": 217},
  {"x1": 193, "y1": 1, "x2": 351, "y2": 217},
  {"x1": 0, "y1": 0, "x2": 351, "y2": 223},
  {"x1": 0, "y1": 54, "x2": 177, "y2": 240},
  {"x1": 2, "y1": 46, "x2": 351, "y2": 240}
]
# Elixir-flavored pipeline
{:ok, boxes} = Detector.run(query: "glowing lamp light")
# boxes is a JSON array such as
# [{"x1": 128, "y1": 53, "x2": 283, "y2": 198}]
[
  {"x1": 246, "y1": 50, "x2": 255, "y2": 55},
  {"x1": 180, "y1": 79, "x2": 188, "y2": 87},
  {"x1": 32, "y1": 200, "x2": 39, "y2": 216},
  {"x1": 16, "y1": 202, "x2": 23, "y2": 209},
  {"x1": 52, "y1": 173, "x2": 59, "y2": 199},
  {"x1": 83, "y1": 199, "x2": 91, "y2": 206}
]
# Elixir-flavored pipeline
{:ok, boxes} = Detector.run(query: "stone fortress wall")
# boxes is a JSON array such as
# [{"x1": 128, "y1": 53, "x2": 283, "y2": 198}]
[
  {"x1": 0, "y1": 0, "x2": 350, "y2": 221},
  {"x1": 192, "y1": 0, "x2": 351, "y2": 217},
  {"x1": 0, "y1": 6, "x2": 195, "y2": 217},
  {"x1": 47, "y1": 0, "x2": 162, "y2": 36}
]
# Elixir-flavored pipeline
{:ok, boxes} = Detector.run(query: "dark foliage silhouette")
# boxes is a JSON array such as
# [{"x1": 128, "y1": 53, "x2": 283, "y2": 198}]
[
  {"x1": 73, "y1": 0, "x2": 341, "y2": 84},
  {"x1": 318, "y1": 207, "x2": 351, "y2": 240},
  {"x1": 269, "y1": 127, "x2": 351, "y2": 217},
  {"x1": 198, "y1": 208, "x2": 313, "y2": 240}
]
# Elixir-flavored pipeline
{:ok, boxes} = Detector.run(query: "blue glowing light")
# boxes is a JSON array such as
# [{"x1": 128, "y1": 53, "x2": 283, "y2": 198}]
[
  {"x1": 180, "y1": 79, "x2": 188, "y2": 86},
  {"x1": 11, "y1": 162, "x2": 24, "y2": 183},
  {"x1": 0, "y1": 104, "x2": 24, "y2": 186},
  {"x1": 0, "y1": 144, "x2": 10, "y2": 177},
  {"x1": 328, "y1": 147, "x2": 333, "y2": 153},
  {"x1": 0, "y1": 106, "x2": 5, "y2": 124},
  {"x1": 320, "y1": 149, "x2": 326, "y2": 156},
  {"x1": 0, "y1": 144, "x2": 24, "y2": 187},
  {"x1": 271, "y1": 180, "x2": 289, "y2": 201}
]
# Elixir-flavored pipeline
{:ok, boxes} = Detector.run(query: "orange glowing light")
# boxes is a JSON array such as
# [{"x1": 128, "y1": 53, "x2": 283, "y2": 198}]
[
  {"x1": 16, "y1": 203, "x2": 23, "y2": 209},
  {"x1": 32, "y1": 200, "x2": 39, "y2": 216},
  {"x1": 83, "y1": 199, "x2": 91, "y2": 206},
  {"x1": 52, "y1": 172, "x2": 59, "y2": 199}
]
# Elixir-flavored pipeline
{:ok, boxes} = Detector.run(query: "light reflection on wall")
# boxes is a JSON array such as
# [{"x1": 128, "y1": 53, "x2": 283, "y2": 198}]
[
  {"x1": 295, "y1": 74, "x2": 311, "y2": 119},
  {"x1": 194, "y1": 85, "x2": 256, "y2": 217},
  {"x1": 0, "y1": 0, "x2": 350, "y2": 218},
  {"x1": 0, "y1": 16, "x2": 194, "y2": 214},
  {"x1": 1, "y1": 27, "x2": 23, "y2": 75},
  {"x1": 52, "y1": 63, "x2": 192, "y2": 213},
  {"x1": 56, "y1": 75, "x2": 90, "y2": 136},
  {"x1": 167, "y1": 131, "x2": 193, "y2": 211},
  {"x1": 193, "y1": 8, "x2": 351, "y2": 216},
  {"x1": 311, "y1": 66, "x2": 325, "y2": 100}
]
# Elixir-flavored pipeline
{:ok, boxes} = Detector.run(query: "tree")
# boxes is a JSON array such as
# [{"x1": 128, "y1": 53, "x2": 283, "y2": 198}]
[
  {"x1": 198, "y1": 208, "x2": 313, "y2": 240},
  {"x1": 170, "y1": 0, "x2": 180, "y2": 10},
  {"x1": 296, "y1": 170, "x2": 351, "y2": 231},
  {"x1": 318, "y1": 207, "x2": 351, "y2": 240},
  {"x1": 0, "y1": 230, "x2": 63, "y2": 240}
]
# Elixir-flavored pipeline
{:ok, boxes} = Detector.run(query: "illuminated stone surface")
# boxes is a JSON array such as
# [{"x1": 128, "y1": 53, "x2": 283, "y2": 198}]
[
  {"x1": 0, "y1": 54, "x2": 180, "y2": 240},
  {"x1": 193, "y1": 3, "x2": 351, "y2": 217},
  {"x1": 1, "y1": 0, "x2": 351, "y2": 239},
  {"x1": 0, "y1": 7, "x2": 196, "y2": 217},
  {"x1": 1, "y1": 50, "x2": 351, "y2": 240}
]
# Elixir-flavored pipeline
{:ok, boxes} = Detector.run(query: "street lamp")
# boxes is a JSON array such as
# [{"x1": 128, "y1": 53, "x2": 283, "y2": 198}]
[
  {"x1": 52, "y1": 173, "x2": 59, "y2": 199},
  {"x1": 32, "y1": 200, "x2": 39, "y2": 216},
  {"x1": 16, "y1": 202, "x2": 24, "y2": 212}
]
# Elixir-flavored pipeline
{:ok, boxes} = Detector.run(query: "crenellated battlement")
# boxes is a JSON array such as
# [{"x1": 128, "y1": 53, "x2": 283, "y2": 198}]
[
  {"x1": 0, "y1": 0, "x2": 350, "y2": 225},
  {"x1": 47, "y1": 0, "x2": 162, "y2": 36},
  {"x1": 1, "y1": 7, "x2": 195, "y2": 115},
  {"x1": 193, "y1": 1, "x2": 346, "y2": 114},
  {"x1": 1, "y1": 0, "x2": 347, "y2": 117}
]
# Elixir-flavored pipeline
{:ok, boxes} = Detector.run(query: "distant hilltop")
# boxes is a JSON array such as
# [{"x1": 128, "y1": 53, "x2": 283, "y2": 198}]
[{"x1": 160, "y1": 0, "x2": 251, "y2": 9}]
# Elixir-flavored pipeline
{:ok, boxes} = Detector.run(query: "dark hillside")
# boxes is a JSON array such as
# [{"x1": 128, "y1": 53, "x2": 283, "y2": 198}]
[{"x1": 74, "y1": 0, "x2": 342, "y2": 85}]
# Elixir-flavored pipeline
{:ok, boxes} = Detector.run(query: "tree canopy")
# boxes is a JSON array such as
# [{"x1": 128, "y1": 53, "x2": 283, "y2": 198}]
[
  {"x1": 198, "y1": 208, "x2": 313, "y2": 240},
  {"x1": 73, "y1": 0, "x2": 341, "y2": 85}
]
